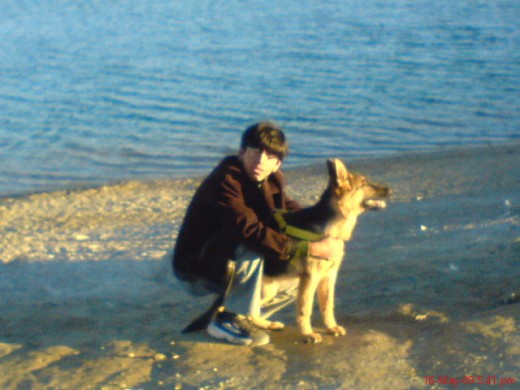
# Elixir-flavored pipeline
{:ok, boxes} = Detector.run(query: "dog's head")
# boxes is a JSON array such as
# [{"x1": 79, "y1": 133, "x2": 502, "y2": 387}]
[{"x1": 327, "y1": 158, "x2": 390, "y2": 217}]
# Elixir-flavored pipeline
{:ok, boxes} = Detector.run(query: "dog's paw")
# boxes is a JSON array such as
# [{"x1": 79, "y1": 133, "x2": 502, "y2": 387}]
[
  {"x1": 263, "y1": 320, "x2": 285, "y2": 331},
  {"x1": 326, "y1": 325, "x2": 347, "y2": 337},
  {"x1": 250, "y1": 317, "x2": 285, "y2": 331},
  {"x1": 302, "y1": 332, "x2": 322, "y2": 344}
]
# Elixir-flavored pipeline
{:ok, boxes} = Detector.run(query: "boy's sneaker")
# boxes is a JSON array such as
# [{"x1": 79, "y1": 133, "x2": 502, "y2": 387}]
[{"x1": 207, "y1": 311, "x2": 270, "y2": 346}]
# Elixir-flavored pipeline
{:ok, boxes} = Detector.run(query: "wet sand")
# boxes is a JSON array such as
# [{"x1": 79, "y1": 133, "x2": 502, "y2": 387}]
[{"x1": 1, "y1": 143, "x2": 519, "y2": 389}]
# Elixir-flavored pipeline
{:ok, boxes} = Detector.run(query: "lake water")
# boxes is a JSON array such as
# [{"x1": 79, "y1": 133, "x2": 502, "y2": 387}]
[{"x1": 1, "y1": 0, "x2": 519, "y2": 196}]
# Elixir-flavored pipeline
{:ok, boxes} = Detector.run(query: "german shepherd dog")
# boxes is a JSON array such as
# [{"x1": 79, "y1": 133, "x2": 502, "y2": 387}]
[{"x1": 257, "y1": 158, "x2": 389, "y2": 343}]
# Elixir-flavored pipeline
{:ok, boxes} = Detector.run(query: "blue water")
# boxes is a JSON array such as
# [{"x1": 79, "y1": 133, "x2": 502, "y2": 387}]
[{"x1": 1, "y1": 0, "x2": 519, "y2": 196}]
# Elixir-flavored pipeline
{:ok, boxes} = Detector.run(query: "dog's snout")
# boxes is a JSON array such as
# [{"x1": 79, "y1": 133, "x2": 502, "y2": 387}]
[{"x1": 374, "y1": 184, "x2": 390, "y2": 197}]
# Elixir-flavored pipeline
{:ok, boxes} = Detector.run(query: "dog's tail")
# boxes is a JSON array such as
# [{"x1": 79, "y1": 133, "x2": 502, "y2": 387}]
[
  {"x1": 182, "y1": 293, "x2": 225, "y2": 333},
  {"x1": 182, "y1": 261, "x2": 236, "y2": 333}
]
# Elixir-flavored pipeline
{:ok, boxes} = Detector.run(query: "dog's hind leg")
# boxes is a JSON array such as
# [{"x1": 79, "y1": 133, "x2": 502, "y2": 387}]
[
  {"x1": 317, "y1": 272, "x2": 346, "y2": 337},
  {"x1": 297, "y1": 272, "x2": 322, "y2": 343},
  {"x1": 249, "y1": 277, "x2": 285, "y2": 330}
]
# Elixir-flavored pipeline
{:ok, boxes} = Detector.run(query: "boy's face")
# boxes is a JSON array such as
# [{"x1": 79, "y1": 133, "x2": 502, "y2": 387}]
[{"x1": 239, "y1": 147, "x2": 282, "y2": 182}]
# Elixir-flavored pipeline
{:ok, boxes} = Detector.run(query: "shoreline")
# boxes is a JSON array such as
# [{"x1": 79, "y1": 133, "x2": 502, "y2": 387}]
[{"x1": 2, "y1": 140, "x2": 519, "y2": 201}]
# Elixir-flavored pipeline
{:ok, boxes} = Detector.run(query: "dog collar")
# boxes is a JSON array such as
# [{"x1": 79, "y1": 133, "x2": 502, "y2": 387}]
[{"x1": 273, "y1": 210, "x2": 325, "y2": 242}]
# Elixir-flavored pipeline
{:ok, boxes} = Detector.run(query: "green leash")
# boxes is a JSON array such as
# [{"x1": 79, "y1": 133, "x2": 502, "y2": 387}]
[{"x1": 273, "y1": 210, "x2": 324, "y2": 242}]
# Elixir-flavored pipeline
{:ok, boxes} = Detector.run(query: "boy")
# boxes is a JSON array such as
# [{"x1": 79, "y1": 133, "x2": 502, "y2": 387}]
[{"x1": 173, "y1": 122, "x2": 342, "y2": 346}]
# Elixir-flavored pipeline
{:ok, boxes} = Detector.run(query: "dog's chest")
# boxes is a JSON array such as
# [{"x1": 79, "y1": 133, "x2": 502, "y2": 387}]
[{"x1": 325, "y1": 215, "x2": 359, "y2": 241}]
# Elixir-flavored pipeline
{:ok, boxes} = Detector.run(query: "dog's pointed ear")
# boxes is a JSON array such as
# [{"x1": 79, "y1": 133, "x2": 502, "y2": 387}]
[{"x1": 327, "y1": 158, "x2": 352, "y2": 190}]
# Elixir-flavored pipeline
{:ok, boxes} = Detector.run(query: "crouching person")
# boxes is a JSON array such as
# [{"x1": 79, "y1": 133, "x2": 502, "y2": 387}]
[{"x1": 172, "y1": 121, "x2": 341, "y2": 346}]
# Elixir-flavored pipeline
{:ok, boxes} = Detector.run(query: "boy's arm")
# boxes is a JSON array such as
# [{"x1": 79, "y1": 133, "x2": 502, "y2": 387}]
[
  {"x1": 213, "y1": 172, "x2": 307, "y2": 261},
  {"x1": 284, "y1": 193, "x2": 301, "y2": 212}
]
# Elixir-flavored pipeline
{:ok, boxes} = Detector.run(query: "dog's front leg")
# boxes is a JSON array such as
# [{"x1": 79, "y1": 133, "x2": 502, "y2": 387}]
[
  {"x1": 317, "y1": 273, "x2": 346, "y2": 337},
  {"x1": 297, "y1": 272, "x2": 322, "y2": 343}
]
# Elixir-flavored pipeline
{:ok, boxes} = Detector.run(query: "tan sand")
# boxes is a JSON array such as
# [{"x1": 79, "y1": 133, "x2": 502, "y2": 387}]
[{"x1": 0, "y1": 143, "x2": 519, "y2": 389}]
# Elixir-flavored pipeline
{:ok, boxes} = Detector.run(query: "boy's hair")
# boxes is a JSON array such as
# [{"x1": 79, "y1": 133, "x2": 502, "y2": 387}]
[{"x1": 240, "y1": 121, "x2": 289, "y2": 160}]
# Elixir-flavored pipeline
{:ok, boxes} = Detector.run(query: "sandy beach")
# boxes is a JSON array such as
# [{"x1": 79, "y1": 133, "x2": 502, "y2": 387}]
[{"x1": 1, "y1": 143, "x2": 519, "y2": 389}]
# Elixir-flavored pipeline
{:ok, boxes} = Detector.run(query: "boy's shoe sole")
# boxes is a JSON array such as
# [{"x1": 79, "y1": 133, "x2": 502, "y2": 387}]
[{"x1": 207, "y1": 313, "x2": 270, "y2": 347}]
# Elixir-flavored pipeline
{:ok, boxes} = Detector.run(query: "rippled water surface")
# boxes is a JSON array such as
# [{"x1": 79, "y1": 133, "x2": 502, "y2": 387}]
[{"x1": 1, "y1": 0, "x2": 519, "y2": 196}]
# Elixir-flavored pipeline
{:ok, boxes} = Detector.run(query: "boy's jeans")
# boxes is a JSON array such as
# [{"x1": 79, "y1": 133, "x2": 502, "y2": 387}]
[
  {"x1": 179, "y1": 245, "x2": 297, "y2": 319},
  {"x1": 225, "y1": 246, "x2": 297, "y2": 319}
]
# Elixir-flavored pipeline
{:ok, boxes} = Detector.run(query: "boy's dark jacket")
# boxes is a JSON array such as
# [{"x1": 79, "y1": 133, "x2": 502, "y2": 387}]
[{"x1": 173, "y1": 155, "x2": 305, "y2": 291}]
